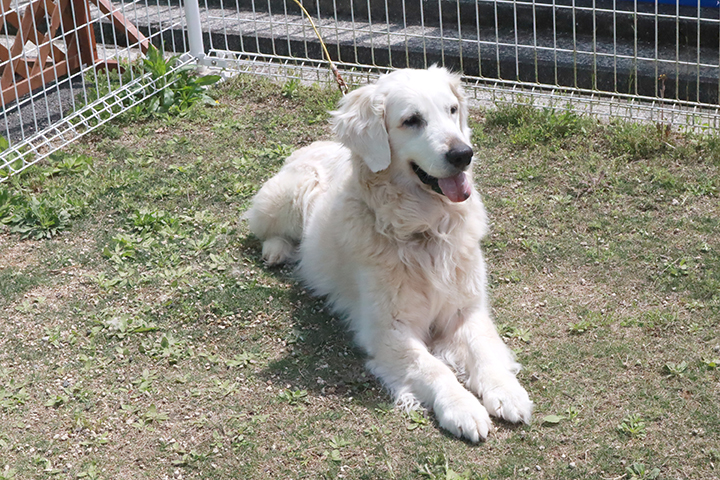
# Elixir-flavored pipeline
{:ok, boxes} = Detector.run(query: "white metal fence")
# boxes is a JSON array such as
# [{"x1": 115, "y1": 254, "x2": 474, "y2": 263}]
[
  {"x1": 1, "y1": 0, "x2": 189, "y2": 178},
  {"x1": 3, "y1": 0, "x2": 720, "y2": 180}
]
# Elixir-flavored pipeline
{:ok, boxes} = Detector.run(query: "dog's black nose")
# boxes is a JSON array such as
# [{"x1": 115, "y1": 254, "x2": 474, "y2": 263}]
[{"x1": 445, "y1": 143, "x2": 474, "y2": 169}]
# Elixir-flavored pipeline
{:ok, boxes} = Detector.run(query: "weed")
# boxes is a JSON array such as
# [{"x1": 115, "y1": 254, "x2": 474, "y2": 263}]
[
  {"x1": 568, "y1": 318, "x2": 596, "y2": 334},
  {"x1": 44, "y1": 394, "x2": 70, "y2": 408},
  {"x1": 0, "y1": 135, "x2": 34, "y2": 178},
  {"x1": 171, "y1": 448, "x2": 209, "y2": 467},
  {"x1": 500, "y1": 325, "x2": 532, "y2": 343},
  {"x1": 664, "y1": 258, "x2": 690, "y2": 278},
  {"x1": 131, "y1": 369, "x2": 159, "y2": 393},
  {"x1": 143, "y1": 404, "x2": 169, "y2": 423},
  {"x1": 77, "y1": 45, "x2": 220, "y2": 125},
  {"x1": 618, "y1": 413, "x2": 647, "y2": 439},
  {"x1": 0, "y1": 380, "x2": 29, "y2": 412},
  {"x1": 606, "y1": 121, "x2": 668, "y2": 161},
  {"x1": 188, "y1": 234, "x2": 216, "y2": 253},
  {"x1": 245, "y1": 143, "x2": 293, "y2": 163},
  {"x1": 100, "y1": 314, "x2": 158, "y2": 339},
  {"x1": 277, "y1": 388, "x2": 308, "y2": 405},
  {"x1": 76, "y1": 463, "x2": 103, "y2": 479},
  {"x1": 363, "y1": 425, "x2": 391, "y2": 437},
  {"x1": 44, "y1": 153, "x2": 93, "y2": 177},
  {"x1": 626, "y1": 463, "x2": 660, "y2": 480},
  {"x1": 328, "y1": 435, "x2": 350, "y2": 449},
  {"x1": 4, "y1": 196, "x2": 70, "y2": 239},
  {"x1": 541, "y1": 414, "x2": 566, "y2": 425},
  {"x1": 225, "y1": 352, "x2": 259, "y2": 368},
  {"x1": 281, "y1": 78, "x2": 301, "y2": 98},
  {"x1": 140, "y1": 45, "x2": 221, "y2": 115},
  {"x1": 418, "y1": 451, "x2": 481, "y2": 479},
  {"x1": 322, "y1": 435, "x2": 351, "y2": 464},
  {"x1": 519, "y1": 238, "x2": 540, "y2": 253},
  {"x1": 702, "y1": 358, "x2": 719, "y2": 369},
  {"x1": 663, "y1": 361, "x2": 688, "y2": 377},
  {"x1": 0, "y1": 187, "x2": 20, "y2": 221},
  {"x1": 139, "y1": 333, "x2": 188, "y2": 364},
  {"x1": 565, "y1": 406, "x2": 581, "y2": 421},
  {"x1": 210, "y1": 379, "x2": 239, "y2": 398},
  {"x1": 406, "y1": 409, "x2": 430, "y2": 430}
]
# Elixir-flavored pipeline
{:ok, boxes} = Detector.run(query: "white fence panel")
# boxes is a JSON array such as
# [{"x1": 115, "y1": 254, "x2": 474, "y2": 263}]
[
  {"x1": 1, "y1": 0, "x2": 190, "y2": 179},
  {"x1": 198, "y1": 0, "x2": 720, "y2": 126}
]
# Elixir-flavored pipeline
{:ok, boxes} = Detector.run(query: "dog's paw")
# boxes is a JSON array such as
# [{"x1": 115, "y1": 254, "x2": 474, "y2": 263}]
[
  {"x1": 262, "y1": 237, "x2": 294, "y2": 265},
  {"x1": 434, "y1": 390, "x2": 492, "y2": 443},
  {"x1": 481, "y1": 377, "x2": 533, "y2": 425}
]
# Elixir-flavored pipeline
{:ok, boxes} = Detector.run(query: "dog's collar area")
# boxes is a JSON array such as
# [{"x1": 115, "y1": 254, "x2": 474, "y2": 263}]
[{"x1": 411, "y1": 163, "x2": 444, "y2": 196}]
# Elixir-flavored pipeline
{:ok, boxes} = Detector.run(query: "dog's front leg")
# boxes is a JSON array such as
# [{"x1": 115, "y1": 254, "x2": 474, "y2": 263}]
[
  {"x1": 363, "y1": 321, "x2": 493, "y2": 443},
  {"x1": 449, "y1": 308, "x2": 534, "y2": 425}
]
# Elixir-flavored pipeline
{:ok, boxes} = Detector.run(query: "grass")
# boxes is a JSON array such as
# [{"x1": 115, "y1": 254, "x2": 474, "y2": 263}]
[{"x1": 0, "y1": 74, "x2": 718, "y2": 479}]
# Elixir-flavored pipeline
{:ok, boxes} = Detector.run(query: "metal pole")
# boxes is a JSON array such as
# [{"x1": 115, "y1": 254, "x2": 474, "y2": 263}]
[{"x1": 184, "y1": 0, "x2": 205, "y2": 61}]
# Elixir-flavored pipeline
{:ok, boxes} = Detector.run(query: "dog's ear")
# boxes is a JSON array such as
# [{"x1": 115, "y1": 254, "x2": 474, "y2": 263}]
[
  {"x1": 331, "y1": 84, "x2": 391, "y2": 173},
  {"x1": 446, "y1": 71, "x2": 472, "y2": 140}
]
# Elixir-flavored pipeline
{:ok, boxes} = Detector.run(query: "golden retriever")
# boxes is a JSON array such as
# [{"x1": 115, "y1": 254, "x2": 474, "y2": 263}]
[{"x1": 246, "y1": 67, "x2": 532, "y2": 442}]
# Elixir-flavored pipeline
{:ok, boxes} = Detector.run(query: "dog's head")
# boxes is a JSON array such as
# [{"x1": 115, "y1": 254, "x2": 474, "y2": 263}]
[{"x1": 331, "y1": 67, "x2": 473, "y2": 203}]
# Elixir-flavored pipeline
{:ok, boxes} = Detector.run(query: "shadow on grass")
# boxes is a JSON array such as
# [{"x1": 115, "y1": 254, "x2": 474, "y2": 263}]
[
  {"x1": 262, "y1": 285, "x2": 387, "y2": 406},
  {"x1": 238, "y1": 236, "x2": 391, "y2": 410}
]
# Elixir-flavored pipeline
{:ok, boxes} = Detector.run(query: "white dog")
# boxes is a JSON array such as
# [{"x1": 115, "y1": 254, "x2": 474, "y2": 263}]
[{"x1": 245, "y1": 67, "x2": 532, "y2": 442}]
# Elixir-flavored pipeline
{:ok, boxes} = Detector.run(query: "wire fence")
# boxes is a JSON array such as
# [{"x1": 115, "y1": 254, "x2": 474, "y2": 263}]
[
  {"x1": 1, "y1": 0, "x2": 189, "y2": 179},
  {"x1": 198, "y1": 0, "x2": 720, "y2": 126},
  {"x1": 3, "y1": 0, "x2": 720, "y2": 180}
]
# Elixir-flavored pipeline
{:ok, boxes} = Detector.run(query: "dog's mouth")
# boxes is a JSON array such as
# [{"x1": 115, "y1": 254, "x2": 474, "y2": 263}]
[{"x1": 411, "y1": 163, "x2": 472, "y2": 203}]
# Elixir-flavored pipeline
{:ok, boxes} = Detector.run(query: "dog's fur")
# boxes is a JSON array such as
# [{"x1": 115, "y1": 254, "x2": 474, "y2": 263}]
[{"x1": 246, "y1": 67, "x2": 532, "y2": 442}]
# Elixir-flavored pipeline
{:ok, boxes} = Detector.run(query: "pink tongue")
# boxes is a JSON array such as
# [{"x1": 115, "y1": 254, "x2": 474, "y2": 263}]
[{"x1": 437, "y1": 172, "x2": 471, "y2": 202}]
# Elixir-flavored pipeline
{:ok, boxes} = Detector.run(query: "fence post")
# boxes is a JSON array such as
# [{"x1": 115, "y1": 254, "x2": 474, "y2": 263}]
[{"x1": 184, "y1": 0, "x2": 205, "y2": 61}]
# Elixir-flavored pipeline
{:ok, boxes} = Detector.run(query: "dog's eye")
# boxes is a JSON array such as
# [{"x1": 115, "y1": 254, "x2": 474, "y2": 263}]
[
  {"x1": 402, "y1": 114, "x2": 424, "y2": 128},
  {"x1": 450, "y1": 105, "x2": 458, "y2": 115}
]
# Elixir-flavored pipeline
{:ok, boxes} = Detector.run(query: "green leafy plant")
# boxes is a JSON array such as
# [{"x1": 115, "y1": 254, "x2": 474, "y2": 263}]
[
  {"x1": 542, "y1": 414, "x2": 566, "y2": 425},
  {"x1": 618, "y1": 413, "x2": 647, "y2": 439},
  {"x1": 139, "y1": 46, "x2": 221, "y2": 115},
  {"x1": 44, "y1": 153, "x2": 93, "y2": 177},
  {"x1": 418, "y1": 452, "x2": 481, "y2": 480},
  {"x1": 665, "y1": 258, "x2": 690, "y2": 278},
  {"x1": 143, "y1": 404, "x2": 169, "y2": 423},
  {"x1": 626, "y1": 462, "x2": 660, "y2": 480},
  {"x1": 500, "y1": 325, "x2": 532, "y2": 343},
  {"x1": 4, "y1": 196, "x2": 70, "y2": 239},
  {"x1": 101, "y1": 315, "x2": 158, "y2": 339},
  {"x1": 702, "y1": 357, "x2": 719, "y2": 369},
  {"x1": 281, "y1": 78, "x2": 301, "y2": 98},
  {"x1": 406, "y1": 409, "x2": 430, "y2": 430},
  {"x1": 131, "y1": 369, "x2": 159, "y2": 393},
  {"x1": 139, "y1": 333, "x2": 188, "y2": 364},
  {"x1": 225, "y1": 352, "x2": 259, "y2": 368},
  {"x1": 321, "y1": 435, "x2": 350, "y2": 464},
  {"x1": 663, "y1": 361, "x2": 688, "y2": 377},
  {"x1": 277, "y1": 389, "x2": 308, "y2": 405},
  {"x1": 485, "y1": 101, "x2": 590, "y2": 147},
  {"x1": 0, "y1": 380, "x2": 29, "y2": 412},
  {"x1": 0, "y1": 187, "x2": 21, "y2": 222},
  {"x1": 44, "y1": 394, "x2": 70, "y2": 408},
  {"x1": 568, "y1": 318, "x2": 596, "y2": 334},
  {"x1": 76, "y1": 463, "x2": 103, "y2": 479},
  {"x1": 76, "y1": 44, "x2": 221, "y2": 125},
  {"x1": 0, "y1": 135, "x2": 34, "y2": 178}
]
